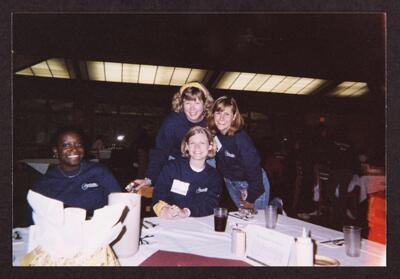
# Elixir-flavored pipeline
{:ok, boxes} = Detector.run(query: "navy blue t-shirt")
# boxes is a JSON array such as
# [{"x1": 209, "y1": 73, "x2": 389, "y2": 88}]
[
  {"x1": 152, "y1": 158, "x2": 223, "y2": 217},
  {"x1": 146, "y1": 112, "x2": 207, "y2": 184},
  {"x1": 31, "y1": 160, "x2": 122, "y2": 216},
  {"x1": 215, "y1": 130, "x2": 264, "y2": 203}
]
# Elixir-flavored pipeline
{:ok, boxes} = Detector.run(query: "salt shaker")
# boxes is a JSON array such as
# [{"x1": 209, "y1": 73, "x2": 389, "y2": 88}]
[
  {"x1": 296, "y1": 227, "x2": 313, "y2": 266},
  {"x1": 231, "y1": 228, "x2": 246, "y2": 257}
]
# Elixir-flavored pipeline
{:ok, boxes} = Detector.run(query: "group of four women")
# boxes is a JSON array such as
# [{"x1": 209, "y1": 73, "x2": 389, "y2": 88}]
[{"x1": 31, "y1": 82, "x2": 270, "y2": 221}]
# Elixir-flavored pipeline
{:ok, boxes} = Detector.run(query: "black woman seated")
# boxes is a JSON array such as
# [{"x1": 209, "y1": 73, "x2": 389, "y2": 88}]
[{"x1": 30, "y1": 127, "x2": 122, "y2": 220}]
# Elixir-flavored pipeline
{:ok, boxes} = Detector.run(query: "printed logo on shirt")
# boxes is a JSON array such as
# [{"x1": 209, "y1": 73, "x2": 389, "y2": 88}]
[
  {"x1": 81, "y1": 183, "x2": 99, "y2": 191},
  {"x1": 224, "y1": 150, "x2": 236, "y2": 158},
  {"x1": 171, "y1": 179, "x2": 190, "y2": 196},
  {"x1": 195, "y1": 187, "x2": 208, "y2": 194}
]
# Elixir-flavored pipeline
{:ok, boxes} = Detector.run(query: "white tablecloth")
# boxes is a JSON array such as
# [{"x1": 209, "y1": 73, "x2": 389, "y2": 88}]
[{"x1": 13, "y1": 211, "x2": 386, "y2": 266}]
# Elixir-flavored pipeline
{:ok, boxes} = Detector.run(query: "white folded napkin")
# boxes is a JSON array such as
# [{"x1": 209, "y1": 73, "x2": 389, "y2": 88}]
[{"x1": 26, "y1": 190, "x2": 125, "y2": 259}]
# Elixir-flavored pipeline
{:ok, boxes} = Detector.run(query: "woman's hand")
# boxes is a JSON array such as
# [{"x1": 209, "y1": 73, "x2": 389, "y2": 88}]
[
  {"x1": 173, "y1": 205, "x2": 190, "y2": 218},
  {"x1": 125, "y1": 178, "x2": 152, "y2": 192},
  {"x1": 159, "y1": 204, "x2": 178, "y2": 219},
  {"x1": 159, "y1": 204, "x2": 190, "y2": 219},
  {"x1": 241, "y1": 200, "x2": 257, "y2": 214}
]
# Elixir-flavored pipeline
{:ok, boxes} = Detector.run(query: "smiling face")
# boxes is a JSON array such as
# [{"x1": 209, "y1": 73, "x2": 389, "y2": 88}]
[
  {"x1": 53, "y1": 131, "x2": 85, "y2": 171},
  {"x1": 183, "y1": 97, "x2": 205, "y2": 123},
  {"x1": 185, "y1": 132, "x2": 211, "y2": 162},
  {"x1": 213, "y1": 105, "x2": 235, "y2": 135}
]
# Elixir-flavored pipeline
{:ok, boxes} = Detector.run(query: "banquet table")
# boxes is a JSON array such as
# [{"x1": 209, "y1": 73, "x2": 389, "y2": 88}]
[{"x1": 12, "y1": 211, "x2": 386, "y2": 267}]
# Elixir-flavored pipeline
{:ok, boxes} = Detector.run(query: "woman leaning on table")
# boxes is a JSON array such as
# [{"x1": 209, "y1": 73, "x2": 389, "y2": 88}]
[
  {"x1": 29, "y1": 127, "x2": 122, "y2": 221},
  {"x1": 127, "y1": 82, "x2": 214, "y2": 192},
  {"x1": 208, "y1": 96, "x2": 271, "y2": 211}
]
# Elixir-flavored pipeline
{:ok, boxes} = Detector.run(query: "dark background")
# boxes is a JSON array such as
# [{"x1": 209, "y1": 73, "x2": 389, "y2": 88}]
[{"x1": 1, "y1": 1, "x2": 399, "y2": 278}]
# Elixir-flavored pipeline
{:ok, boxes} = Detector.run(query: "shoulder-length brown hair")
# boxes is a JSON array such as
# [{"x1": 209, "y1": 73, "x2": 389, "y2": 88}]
[
  {"x1": 207, "y1": 96, "x2": 244, "y2": 136},
  {"x1": 171, "y1": 82, "x2": 214, "y2": 116},
  {"x1": 181, "y1": 126, "x2": 216, "y2": 159}
]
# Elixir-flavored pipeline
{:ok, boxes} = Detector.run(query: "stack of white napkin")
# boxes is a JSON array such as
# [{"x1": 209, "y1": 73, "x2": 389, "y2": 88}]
[{"x1": 27, "y1": 190, "x2": 125, "y2": 259}]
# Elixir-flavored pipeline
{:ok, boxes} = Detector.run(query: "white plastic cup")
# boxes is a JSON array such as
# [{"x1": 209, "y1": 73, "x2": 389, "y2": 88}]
[
  {"x1": 265, "y1": 205, "x2": 278, "y2": 229},
  {"x1": 343, "y1": 225, "x2": 362, "y2": 257},
  {"x1": 108, "y1": 193, "x2": 141, "y2": 258}
]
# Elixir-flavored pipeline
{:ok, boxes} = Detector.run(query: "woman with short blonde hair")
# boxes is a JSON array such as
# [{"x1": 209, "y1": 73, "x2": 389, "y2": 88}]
[
  {"x1": 181, "y1": 126, "x2": 216, "y2": 159},
  {"x1": 152, "y1": 126, "x2": 223, "y2": 218},
  {"x1": 171, "y1": 82, "x2": 214, "y2": 117}
]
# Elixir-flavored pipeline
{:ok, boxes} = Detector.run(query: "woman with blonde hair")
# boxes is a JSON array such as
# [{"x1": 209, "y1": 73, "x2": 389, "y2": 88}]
[
  {"x1": 128, "y1": 82, "x2": 214, "y2": 192},
  {"x1": 152, "y1": 126, "x2": 222, "y2": 218},
  {"x1": 208, "y1": 96, "x2": 271, "y2": 212}
]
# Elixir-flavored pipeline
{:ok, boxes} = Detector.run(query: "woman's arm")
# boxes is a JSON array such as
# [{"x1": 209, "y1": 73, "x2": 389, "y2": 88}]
[
  {"x1": 145, "y1": 115, "x2": 177, "y2": 185},
  {"x1": 152, "y1": 163, "x2": 175, "y2": 207},
  {"x1": 237, "y1": 133, "x2": 264, "y2": 203}
]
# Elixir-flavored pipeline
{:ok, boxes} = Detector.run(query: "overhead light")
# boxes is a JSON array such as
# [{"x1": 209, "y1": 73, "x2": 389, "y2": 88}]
[
  {"x1": 154, "y1": 66, "x2": 174, "y2": 85},
  {"x1": 231, "y1": 72, "x2": 256, "y2": 90},
  {"x1": 105, "y1": 62, "x2": 122, "y2": 82},
  {"x1": 87, "y1": 61, "x2": 105, "y2": 81},
  {"x1": 258, "y1": 75, "x2": 286, "y2": 92},
  {"x1": 122, "y1": 63, "x2": 140, "y2": 83},
  {"x1": 139, "y1": 64, "x2": 157, "y2": 84},
  {"x1": 85, "y1": 61, "x2": 209, "y2": 86},
  {"x1": 15, "y1": 58, "x2": 73, "y2": 79},
  {"x1": 329, "y1": 82, "x2": 369, "y2": 97},
  {"x1": 47, "y1": 58, "x2": 72, "y2": 78},
  {"x1": 216, "y1": 72, "x2": 327, "y2": 95},
  {"x1": 244, "y1": 74, "x2": 271, "y2": 91},
  {"x1": 15, "y1": 67, "x2": 34, "y2": 76}
]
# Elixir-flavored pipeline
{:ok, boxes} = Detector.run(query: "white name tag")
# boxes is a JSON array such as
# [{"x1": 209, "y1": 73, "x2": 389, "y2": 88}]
[
  {"x1": 214, "y1": 136, "x2": 222, "y2": 152},
  {"x1": 171, "y1": 179, "x2": 190, "y2": 196}
]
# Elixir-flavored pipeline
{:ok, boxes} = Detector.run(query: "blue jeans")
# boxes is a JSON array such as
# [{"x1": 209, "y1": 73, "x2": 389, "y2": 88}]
[{"x1": 224, "y1": 169, "x2": 270, "y2": 209}]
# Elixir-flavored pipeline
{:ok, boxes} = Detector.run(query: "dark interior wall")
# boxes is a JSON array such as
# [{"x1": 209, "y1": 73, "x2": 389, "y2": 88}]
[
  {"x1": 13, "y1": 98, "x2": 385, "y2": 165},
  {"x1": 13, "y1": 75, "x2": 385, "y2": 163}
]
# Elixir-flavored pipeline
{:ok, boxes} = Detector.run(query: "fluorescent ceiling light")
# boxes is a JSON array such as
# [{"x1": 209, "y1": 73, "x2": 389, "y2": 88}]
[
  {"x1": 87, "y1": 61, "x2": 105, "y2": 81},
  {"x1": 329, "y1": 82, "x2": 369, "y2": 97},
  {"x1": 15, "y1": 67, "x2": 34, "y2": 76},
  {"x1": 105, "y1": 62, "x2": 122, "y2": 82},
  {"x1": 139, "y1": 64, "x2": 157, "y2": 84},
  {"x1": 122, "y1": 63, "x2": 140, "y2": 83},
  {"x1": 154, "y1": 66, "x2": 174, "y2": 85},
  {"x1": 85, "y1": 61, "x2": 209, "y2": 86},
  {"x1": 16, "y1": 58, "x2": 73, "y2": 79},
  {"x1": 47, "y1": 58, "x2": 71, "y2": 78},
  {"x1": 187, "y1": 68, "x2": 208, "y2": 83},
  {"x1": 170, "y1": 67, "x2": 191, "y2": 86},
  {"x1": 216, "y1": 72, "x2": 327, "y2": 95},
  {"x1": 244, "y1": 74, "x2": 271, "y2": 91}
]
